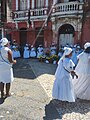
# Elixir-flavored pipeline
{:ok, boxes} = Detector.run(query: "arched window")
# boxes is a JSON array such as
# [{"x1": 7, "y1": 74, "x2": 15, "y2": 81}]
[
  {"x1": 20, "y1": 0, "x2": 27, "y2": 10},
  {"x1": 36, "y1": 0, "x2": 44, "y2": 8}
]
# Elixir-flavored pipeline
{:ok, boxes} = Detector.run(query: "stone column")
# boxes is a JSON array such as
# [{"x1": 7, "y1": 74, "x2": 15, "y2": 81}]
[
  {"x1": 16, "y1": 0, "x2": 18, "y2": 10},
  {"x1": 27, "y1": 0, "x2": 30, "y2": 9},
  {"x1": 52, "y1": 18, "x2": 58, "y2": 44},
  {"x1": 32, "y1": 0, "x2": 34, "y2": 9},
  {"x1": 46, "y1": 0, "x2": 48, "y2": 7}
]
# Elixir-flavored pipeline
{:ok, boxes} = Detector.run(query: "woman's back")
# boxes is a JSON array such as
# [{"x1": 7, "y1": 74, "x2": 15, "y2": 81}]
[{"x1": 75, "y1": 52, "x2": 90, "y2": 74}]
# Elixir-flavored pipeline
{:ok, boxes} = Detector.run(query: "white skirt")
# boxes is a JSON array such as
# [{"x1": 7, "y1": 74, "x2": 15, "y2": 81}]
[
  {"x1": 73, "y1": 74, "x2": 90, "y2": 100},
  {"x1": 0, "y1": 63, "x2": 14, "y2": 83},
  {"x1": 52, "y1": 76, "x2": 75, "y2": 102},
  {"x1": 23, "y1": 50, "x2": 30, "y2": 58}
]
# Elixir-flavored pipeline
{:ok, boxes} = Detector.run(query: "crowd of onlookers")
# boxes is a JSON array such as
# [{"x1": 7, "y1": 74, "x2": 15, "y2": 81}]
[{"x1": 0, "y1": 39, "x2": 84, "y2": 65}]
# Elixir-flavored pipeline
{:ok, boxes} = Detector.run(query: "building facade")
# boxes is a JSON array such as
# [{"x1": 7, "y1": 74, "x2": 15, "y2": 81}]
[{"x1": 2, "y1": 0, "x2": 90, "y2": 48}]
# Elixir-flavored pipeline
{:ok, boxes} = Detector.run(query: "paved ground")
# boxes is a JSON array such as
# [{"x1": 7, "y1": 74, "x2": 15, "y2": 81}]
[
  {"x1": 27, "y1": 58, "x2": 90, "y2": 120},
  {"x1": 0, "y1": 58, "x2": 60, "y2": 120},
  {"x1": 0, "y1": 58, "x2": 90, "y2": 120}
]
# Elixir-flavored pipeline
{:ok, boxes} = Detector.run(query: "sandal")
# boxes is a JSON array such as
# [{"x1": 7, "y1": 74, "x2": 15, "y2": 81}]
[{"x1": 5, "y1": 92, "x2": 14, "y2": 98}]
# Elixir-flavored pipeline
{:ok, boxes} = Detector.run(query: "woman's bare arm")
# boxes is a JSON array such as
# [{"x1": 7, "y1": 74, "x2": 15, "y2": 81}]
[{"x1": 8, "y1": 50, "x2": 16, "y2": 64}]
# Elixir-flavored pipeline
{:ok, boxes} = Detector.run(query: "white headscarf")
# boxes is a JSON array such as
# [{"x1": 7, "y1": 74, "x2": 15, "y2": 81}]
[
  {"x1": 84, "y1": 42, "x2": 90, "y2": 49},
  {"x1": 58, "y1": 47, "x2": 72, "y2": 64},
  {"x1": 62, "y1": 47, "x2": 72, "y2": 59},
  {"x1": 1, "y1": 38, "x2": 9, "y2": 46}
]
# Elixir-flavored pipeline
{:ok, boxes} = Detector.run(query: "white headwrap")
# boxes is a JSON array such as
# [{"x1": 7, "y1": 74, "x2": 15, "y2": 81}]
[
  {"x1": 1, "y1": 38, "x2": 9, "y2": 46},
  {"x1": 62, "y1": 47, "x2": 72, "y2": 60},
  {"x1": 84, "y1": 42, "x2": 90, "y2": 49},
  {"x1": 58, "y1": 47, "x2": 73, "y2": 64}
]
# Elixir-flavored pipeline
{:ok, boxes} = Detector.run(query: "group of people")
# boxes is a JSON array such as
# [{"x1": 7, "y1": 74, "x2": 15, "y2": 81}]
[
  {"x1": 52, "y1": 42, "x2": 90, "y2": 102},
  {"x1": 10, "y1": 41, "x2": 57, "y2": 61},
  {"x1": 0, "y1": 37, "x2": 90, "y2": 102}
]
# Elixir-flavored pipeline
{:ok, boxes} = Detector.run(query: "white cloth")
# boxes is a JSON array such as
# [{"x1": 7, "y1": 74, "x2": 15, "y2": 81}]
[
  {"x1": 30, "y1": 48, "x2": 36, "y2": 57},
  {"x1": 12, "y1": 50, "x2": 20, "y2": 58},
  {"x1": 71, "y1": 51, "x2": 80, "y2": 66},
  {"x1": 37, "y1": 47, "x2": 44, "y2": 58},
  {"x1": 12, "y1": 45, "x2": 20, "y2": 58},
  {"x1": 61, "y1": 47, "x2": 72, "y2": 60},
  {"x1": 84, "y1": 42, "x2": 90, "y2": 49},
  {"x1": 72, "y1": 52, "x2": 90, "y2": 100},
  {"x1": 52, "y1": 57, "x2": 75, "y2": 102},
  {"x1": 23, "y1": 46, "x2": 30, "y2": 58},
  {"x1": 0, "y1": 47, "x2": 14, "y2": 83},
  {"x1": 50, "y1": 46, "x2": 56, "y2": 55},
  {"x1": 1, "y1": 38, "x2": 8, "y2": 46}
]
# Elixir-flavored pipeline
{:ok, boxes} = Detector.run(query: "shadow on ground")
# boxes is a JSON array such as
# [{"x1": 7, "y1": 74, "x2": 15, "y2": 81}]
[
  {"x1": 0, "y1": 98, "x2": 6, "y2": 104},
  {"x1": 13, "y1": 58, "x2": 36, "y2": 79},
  {"x1": 13, "y1": 58, "x2": 57, "y2": 80},
  {"x1": 52, "y1": 99, "x2": 90, "y2": 119},
  {"x1": 43, "y1": 100, "x2": 61, "y2": 120}
]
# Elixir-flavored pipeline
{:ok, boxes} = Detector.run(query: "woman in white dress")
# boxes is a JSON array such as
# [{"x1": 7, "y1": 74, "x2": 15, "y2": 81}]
[
  {"x1": 0, "y1": 38, "x2": 16, "y2": 98},
  {"x1": 12, "y1": 45, "x2": 20, "y2": 58},
  {"x1": 23, "y1": 44, "x2": 30, "y2": 58},
  {"x1": 30, "y1": 46, "x2": 36, "y2": 58},
  {"x1": 37, "y1": 45, "x2": 44, "y2": 58},
  {"x1": 52, "y1": 47, "x2": 78, "y2": 102},
  {"x1": 73, "y1": 42, "x2": 90, "y2": 100}
]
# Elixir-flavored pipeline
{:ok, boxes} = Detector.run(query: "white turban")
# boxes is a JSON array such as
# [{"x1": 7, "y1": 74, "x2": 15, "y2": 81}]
[
  {"x1": 62, "y1": 47, "x2": 72, "y2": 60},
  {"x1": 84, "y1": 42, "x2": 90, "y2": 49},
  {"x1": 58, "y1": 47, "x2": 73, "y2": 64},
  {"x1": 1, "y1": 38, "x2": 9, "y2": 46}
]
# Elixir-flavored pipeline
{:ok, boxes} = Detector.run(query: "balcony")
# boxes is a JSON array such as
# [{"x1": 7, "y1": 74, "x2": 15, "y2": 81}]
[
  {"x1": 13, "y1": 8, "x2": 48, "y2": 21},
  {"x1": 52, "y1": 2, "x2": 83, "y2": 18},
  {"x1": 13, "y1": 2, "x2": 83, "y2": 21}
]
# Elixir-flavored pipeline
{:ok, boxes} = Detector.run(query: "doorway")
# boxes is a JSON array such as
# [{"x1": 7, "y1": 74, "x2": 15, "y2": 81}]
[
  {"x1": 58, "y1": 24, "x2": 74, "y2": 48},
  {"x1": 20, "y1": 28, "x2": 27, "y2": 46},
  {"x1": 19, "y1": 28, "x2": 27, "y2": 57}
]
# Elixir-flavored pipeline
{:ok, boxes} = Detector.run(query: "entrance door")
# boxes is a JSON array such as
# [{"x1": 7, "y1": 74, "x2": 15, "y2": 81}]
[
  {"x1": 19, "y1": 28, "x2": 27, "y2": 57},
  {"x1": 59, "y1": 33, "x2": 74, "y2": 47},
  {"x1": 20, "y1": 28, "x2": 27, "y2": 46},
  {"x1": 59, "y1": 24, "x2": 74, "y2": 48}
]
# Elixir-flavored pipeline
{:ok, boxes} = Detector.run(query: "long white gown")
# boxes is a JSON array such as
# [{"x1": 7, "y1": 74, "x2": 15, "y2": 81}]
[
  {"x1": 37, "y1": 47, "x2": 44, "y2": 58},
  {"x1": 23, "y1": 46, "x2": 30, "y2": 58},
  {"x1": 0, "y1": 47, "x2": 14, "y2": 83},
  {"x1": 12, "y1": 45, "x2": 20, "y2": 58},
  {"x1": 30, "y1": 47, "x2": 36, "y2": 58},
  {"x1": 72, "y1": 52, "x2": 90, "y2": 100},
  {"x1": 52, "y1": 57, "x2": 76, "y2": 102}
]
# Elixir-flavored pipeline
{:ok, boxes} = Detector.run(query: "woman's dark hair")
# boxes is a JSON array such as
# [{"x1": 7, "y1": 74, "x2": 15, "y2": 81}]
[{"x1": 84, "y1": 47, "x2": 90, "y2": 53}]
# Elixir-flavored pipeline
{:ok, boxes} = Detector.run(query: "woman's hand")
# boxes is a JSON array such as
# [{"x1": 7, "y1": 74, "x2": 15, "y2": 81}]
[
  {"x1": 71, "y1": 71, "x2": 78, "y2": 79},
  {"x1": 13, "y1": 59, "x2": 16, "y2": 64}
]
